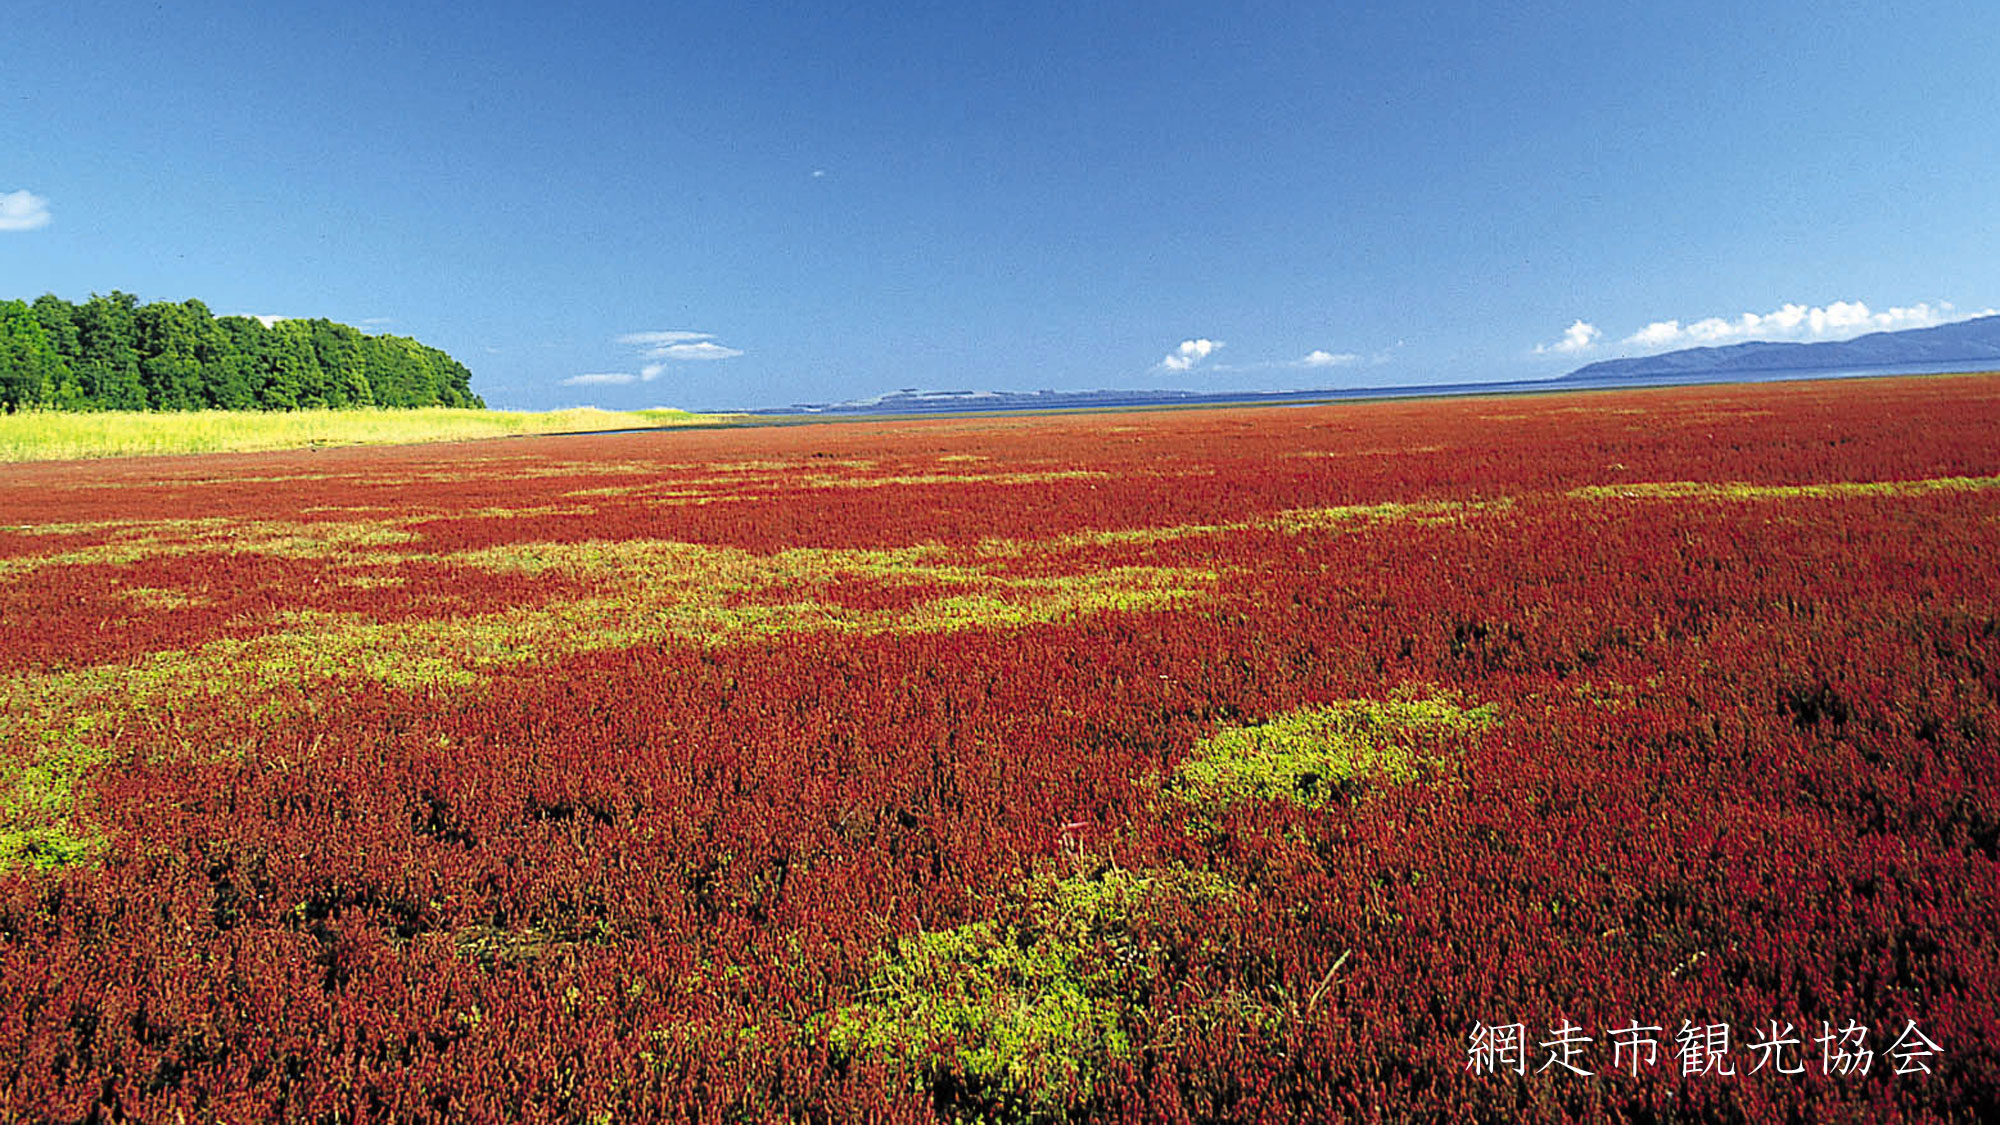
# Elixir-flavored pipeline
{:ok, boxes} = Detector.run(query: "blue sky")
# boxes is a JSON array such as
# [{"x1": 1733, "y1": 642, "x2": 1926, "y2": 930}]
[{"x1": 4, "y1": 1, "x2": 1997, "y2": 411}]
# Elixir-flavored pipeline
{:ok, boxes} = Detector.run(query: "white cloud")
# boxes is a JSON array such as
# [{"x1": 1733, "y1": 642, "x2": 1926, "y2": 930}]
[
  {"x1": 1158, "y1": 338, "x2": 1222, "y2": 372},
  {"x1": 617, "y1": 330, "x2": 744, "y2": 363},
  {"x1": 569, "y1": 329, "x2": 744, "y2": 388},
  {"x1": 1622, "y1": 300, "x2": 1965, "y2": 351},
  {"x1": 653, "y1": 340, "x2": 744, "y2": 361},
  {"x1": 0, "y1": 190, "x2": 51, "y2": 232},
  {"x1": 1298, "y1": 349, "x2": 1361, "y2": 368},
  {"x1": 1535, "y1": 320, "x2": 1601, "y2": 355},
  {"x1": 250, "y1": 314, "x2": 290, "y2": 328},
  {"x1": 1626, "y1": 320, "x2": 1683, "y2": 348}
]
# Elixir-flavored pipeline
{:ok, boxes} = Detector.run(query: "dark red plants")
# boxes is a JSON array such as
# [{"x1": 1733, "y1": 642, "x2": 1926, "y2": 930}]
[{"x1": 1, "y1": 374, "x2": 1996, "y2": 1121}]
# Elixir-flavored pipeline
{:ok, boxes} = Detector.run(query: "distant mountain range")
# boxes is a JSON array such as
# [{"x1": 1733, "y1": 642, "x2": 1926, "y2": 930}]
[
  {"x1": 1563, "y1": 313, "x2": 2000, "y2": 381},
  {"x1": 757, "y1": 383, "x2": 1506, "y2": 416}
]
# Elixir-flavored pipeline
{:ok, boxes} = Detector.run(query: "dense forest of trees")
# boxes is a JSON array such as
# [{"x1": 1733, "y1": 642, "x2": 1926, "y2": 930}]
[{"x1": 0, "y1": 293, "x2": 483, "y2": 412}]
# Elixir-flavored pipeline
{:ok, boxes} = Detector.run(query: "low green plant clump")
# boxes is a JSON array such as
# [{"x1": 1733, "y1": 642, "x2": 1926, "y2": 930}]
[
  {"x1": 827, "y1": 863, "x2": 1234, "y2": 1121},
  {"x1": 0, "y1": 717, "x2": 109, "y2": 870},
  {"x1": 1174, "y1": 694, "x2": 1495, "y2": 814}
]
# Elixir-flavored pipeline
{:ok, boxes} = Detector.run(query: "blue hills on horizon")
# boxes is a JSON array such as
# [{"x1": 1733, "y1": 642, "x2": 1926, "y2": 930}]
[
  {"x1": 1561, "y1": 313, "x2": 2000, "y2": 381},
  {"x1": 754, "y1": 315, "x2": 2000, "y2": 416}
]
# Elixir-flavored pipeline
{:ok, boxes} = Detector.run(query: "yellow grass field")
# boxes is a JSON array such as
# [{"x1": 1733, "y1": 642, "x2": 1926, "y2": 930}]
[{"x1": 0, "y1": 406, "x2": 738, "y2": 463}]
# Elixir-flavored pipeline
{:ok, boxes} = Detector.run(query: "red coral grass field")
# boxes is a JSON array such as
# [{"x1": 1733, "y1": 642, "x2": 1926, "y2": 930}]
[{"x1": 2, "y1": 373, "x2": 1998, "y2": 1122}]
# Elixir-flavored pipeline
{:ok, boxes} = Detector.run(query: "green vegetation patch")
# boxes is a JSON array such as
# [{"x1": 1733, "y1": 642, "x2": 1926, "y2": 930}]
[
  {"x1": 1265, "y1": 499, "x2": 1490, "y2": 534},
  {"x1": 443, "y1": 538, "x2": 1212, "y2": 653},
  {"x1": 562, "y1": 467, "x2": 1108, "y2": 504},
  {"x1": 1004, "y1": 498, "x2": 1501, "y2": 554},
  {"x1": 1174, "y1": 694, "x2": 1495, "y2": 814},
  {"x1": 1570, "y1": 474, "x2": 2000, "y2": 503},
  {"x1": 828, "y1": 863, "x2": 1234, "y2": 1121},
  {"x1": 114, "y1": 585, "x2": 216, "y2": 611},
  {"x1": 0, "y1": 515, "x2": 423, "y2": 577},
  {"x1": 0, "y1": 717, "x2": 110, "y2": 870}
]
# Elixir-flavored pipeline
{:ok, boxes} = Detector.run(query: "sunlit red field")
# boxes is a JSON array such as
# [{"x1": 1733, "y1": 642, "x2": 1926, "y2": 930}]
[{"x1": 3, "y1": 374, "x2": 1997, "y2": 1122}]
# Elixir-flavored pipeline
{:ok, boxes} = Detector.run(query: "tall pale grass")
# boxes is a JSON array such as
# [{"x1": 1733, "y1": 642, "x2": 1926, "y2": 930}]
[{"x1": 0, "y1": 406, "x2": 734, "y2": 463}]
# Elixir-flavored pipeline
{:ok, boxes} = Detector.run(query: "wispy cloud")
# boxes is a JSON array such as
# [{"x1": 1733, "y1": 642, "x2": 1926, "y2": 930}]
[
  {"x1": 1158, "y1": 338, "x2": 1222, "y2": 372},
  {"x1": 617, "y1": 331, "x2": 712, "y2": 346},
  {"x1": 0, "y1": 190, "x2": 52, "y2": 232},
  {"x1": 570, "y1": 330, "x2": 744, "y2": 387},
  {"x1": 1622, "y1": 300, "x2": 1974, "y2": 352},
  {"x1": 1535, "y1": 320, "x2": 1602, "y2": 355},
  {"x1": 650, "y1": 341, "x2": 743, "y2": 361}
]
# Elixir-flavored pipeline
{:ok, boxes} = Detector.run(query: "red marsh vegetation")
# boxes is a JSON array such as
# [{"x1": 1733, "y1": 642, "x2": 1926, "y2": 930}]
[{"x1": 1, "y1": 374, "x2": 1996, "y2": 1121}]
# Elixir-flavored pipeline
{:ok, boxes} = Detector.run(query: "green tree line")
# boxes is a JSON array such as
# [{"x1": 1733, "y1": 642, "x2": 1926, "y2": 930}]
[{"x1": 0, "y1": 292, "x2": 483, "y2": 412}]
